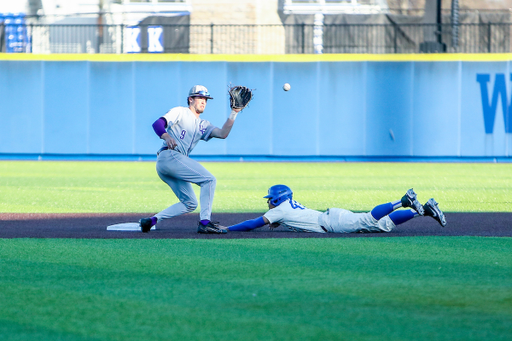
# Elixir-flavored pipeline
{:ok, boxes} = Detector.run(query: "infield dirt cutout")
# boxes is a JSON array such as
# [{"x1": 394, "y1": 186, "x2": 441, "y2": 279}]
[{"x1": 1, "y1": 212, "x2": 511, "y2": 239}]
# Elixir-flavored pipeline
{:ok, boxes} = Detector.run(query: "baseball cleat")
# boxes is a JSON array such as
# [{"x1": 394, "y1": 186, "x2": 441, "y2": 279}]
[
  {"x1": 197, "y1": 221, "x2": 228, "y2": 234},
  {"x1": 423, "y1": 198, "x2": 447, "y2": 227},
  {"x1": 401, "y1": 188, "x2": 425, "y2": 215},
  {"x1": 139, "y1": 218, "x2": 153, "y2": 233}
]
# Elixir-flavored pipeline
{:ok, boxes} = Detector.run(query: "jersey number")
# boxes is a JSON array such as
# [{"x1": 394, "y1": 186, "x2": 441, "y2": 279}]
[
  {"x1": 289, "y1": 200, "x2": 305, "y2": 210},
  {"x1": 179, "y1": 130, "x2": 186, "y2": 139}
]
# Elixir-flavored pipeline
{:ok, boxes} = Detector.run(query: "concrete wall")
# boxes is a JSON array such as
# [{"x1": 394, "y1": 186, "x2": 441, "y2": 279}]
[
  {"x1": 188, "y1": 0, "x2": 285, "y2": 54},
  {"x1": 0, "y1": 54, "x2": 510, "y2": 159},
  {"x1": 190, "y1": 0, "x2": 281, "y2": 25}
]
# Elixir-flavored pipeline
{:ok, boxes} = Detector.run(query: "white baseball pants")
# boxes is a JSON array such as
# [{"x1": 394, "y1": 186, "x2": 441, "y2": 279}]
[{"x1": 319, "y1": 208, "x2": 396, "y2": 233}]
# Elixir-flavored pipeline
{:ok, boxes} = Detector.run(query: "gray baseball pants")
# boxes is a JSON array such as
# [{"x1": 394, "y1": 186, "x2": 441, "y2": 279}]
[{"x1": 154, "y1": 149, "x2": 216, "y2": 222}]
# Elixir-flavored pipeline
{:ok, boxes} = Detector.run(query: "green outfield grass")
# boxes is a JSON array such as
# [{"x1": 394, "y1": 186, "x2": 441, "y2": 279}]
[
  {"x1": 1, "y1": 160, "x2": 511, "y2": 340},
  {"x1": 0, "y1": 237, "x2": 511, "y2": 341},
  {"x1": 0, "y1": 161, "x2": 511, "y2": 213}
]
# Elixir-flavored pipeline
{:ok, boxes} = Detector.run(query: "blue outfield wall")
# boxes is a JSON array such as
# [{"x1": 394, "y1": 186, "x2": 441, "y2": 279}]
[{"x1": 0, "y1": 54, "x2": 511, "y2": 159}]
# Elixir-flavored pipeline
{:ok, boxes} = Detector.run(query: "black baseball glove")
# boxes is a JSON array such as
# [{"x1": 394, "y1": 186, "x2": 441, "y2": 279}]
[{"x1": 228, "y1": 85, "x2": 253, "y2": 110}]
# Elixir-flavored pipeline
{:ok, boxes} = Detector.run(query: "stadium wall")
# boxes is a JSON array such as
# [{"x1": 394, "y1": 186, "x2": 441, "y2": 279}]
[{"x1": 0, "y1": 54, "x2": 511, "y2": 160}]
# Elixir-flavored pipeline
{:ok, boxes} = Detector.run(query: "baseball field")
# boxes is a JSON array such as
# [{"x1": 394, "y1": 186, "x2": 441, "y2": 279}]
[{"x1": 1, "y1": 160, "x2": 511, "y2": 340}]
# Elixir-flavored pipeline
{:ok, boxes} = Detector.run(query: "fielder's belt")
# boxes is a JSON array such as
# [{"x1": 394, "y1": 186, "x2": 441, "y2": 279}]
[{"x1": 157, "y1": 146, "x2": 169, "y2": 156}]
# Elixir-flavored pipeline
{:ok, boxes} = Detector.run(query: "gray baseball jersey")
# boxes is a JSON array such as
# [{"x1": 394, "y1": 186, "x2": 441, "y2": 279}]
[
  {"x1": 161, "y1": 106, "x2": 217, "y2": 155},
  {"x1": 154, "y1": 106, "x2": 220, "y2": 223},
  {"x1": 264, "y1": 200, "x2": 395, "y2": 233}
]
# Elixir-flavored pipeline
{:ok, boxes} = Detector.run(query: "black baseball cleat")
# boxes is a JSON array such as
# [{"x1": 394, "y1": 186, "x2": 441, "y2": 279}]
[
  {"x1": 423, "y1": 198, "x2": 447, "y2": 227},
  {"x1": 401, "y1": 188, "x2": 425, "y2": 215},
  {"x1": 139, "y1": 218, "x2": 153, "y2": 233},
  {"x1": 197, "y1": 221, "x2": 228, "y2": 234}
]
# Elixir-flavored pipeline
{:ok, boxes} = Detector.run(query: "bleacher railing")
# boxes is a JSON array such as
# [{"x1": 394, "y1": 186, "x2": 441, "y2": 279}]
[{"x1": 0, "y1": 23, "x2": 510, "y2": 54}]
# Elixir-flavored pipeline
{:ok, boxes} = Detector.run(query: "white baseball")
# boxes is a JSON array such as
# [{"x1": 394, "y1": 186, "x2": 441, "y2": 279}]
[{"x1": 283, "y1": 83, "x2": 291, "y2": 91}]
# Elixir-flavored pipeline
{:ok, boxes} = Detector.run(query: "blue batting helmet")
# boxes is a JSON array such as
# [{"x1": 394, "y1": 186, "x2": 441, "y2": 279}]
[{"x1": 264, "y1": 184, "x2": 293, "y2": 206}]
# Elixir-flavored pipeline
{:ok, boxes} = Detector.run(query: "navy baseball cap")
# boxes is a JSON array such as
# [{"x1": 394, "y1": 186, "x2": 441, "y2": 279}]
[{"x1": 188, "y1": 85, "x2": 213, "y2": 99}]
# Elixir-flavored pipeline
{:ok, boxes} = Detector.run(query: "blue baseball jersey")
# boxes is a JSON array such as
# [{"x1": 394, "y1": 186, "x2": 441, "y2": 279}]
[{"x1": 162, "y1": 106, "x2": 217, "y2": 156}]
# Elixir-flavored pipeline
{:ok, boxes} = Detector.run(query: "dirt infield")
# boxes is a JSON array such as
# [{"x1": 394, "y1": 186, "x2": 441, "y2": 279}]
[{"x1": 0, "y1": 212, "x2": 510, "y2": 239}]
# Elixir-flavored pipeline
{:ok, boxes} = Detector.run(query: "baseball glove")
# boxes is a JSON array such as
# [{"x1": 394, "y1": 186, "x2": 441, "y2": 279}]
[{"x1": 228, "y1": 85, "x2": 253, "y2": 110}]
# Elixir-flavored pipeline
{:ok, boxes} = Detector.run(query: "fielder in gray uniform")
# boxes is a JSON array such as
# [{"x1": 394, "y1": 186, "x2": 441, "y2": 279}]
[
  {"x1": 227, "y1": 185, "x2": 446, "y2": 233},
  {"x1": 139, "y1": 85, "x2": 242, "y2": 234}
]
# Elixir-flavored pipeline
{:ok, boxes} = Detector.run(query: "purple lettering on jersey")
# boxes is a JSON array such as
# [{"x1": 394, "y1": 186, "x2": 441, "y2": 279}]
[
  {"x1": 199, "y1": 122, "x2": 207, "y2": 134},
  {"x1": 180, "y1": 130, "x2": 186, "y2": 139}
]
